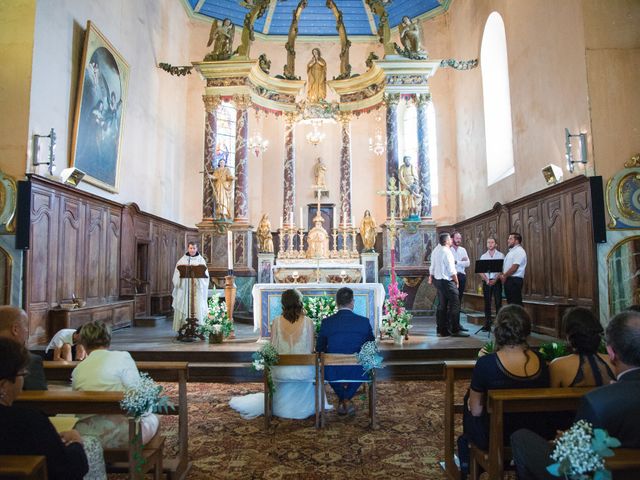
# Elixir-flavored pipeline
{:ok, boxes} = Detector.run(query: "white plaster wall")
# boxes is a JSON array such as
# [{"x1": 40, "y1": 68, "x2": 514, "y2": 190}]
[{"x1": 28, "y1": 0, "x2": 201, "y2": 225}]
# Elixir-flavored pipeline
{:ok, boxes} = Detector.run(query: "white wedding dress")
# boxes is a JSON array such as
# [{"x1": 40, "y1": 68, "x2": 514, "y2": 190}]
[{"x1": 229, "y1": 315, "x2": 332, "y2": 419}]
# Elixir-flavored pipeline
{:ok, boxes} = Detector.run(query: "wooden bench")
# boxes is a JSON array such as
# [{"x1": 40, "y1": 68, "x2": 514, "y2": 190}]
[
  {"x1": 14, "y1": 391, "x2": 163, "y2": 480},
  {"x1": 442, "y1": 360, "x2": 476, "y2": 480},
  {"x1": 606, "y1": 449, "x2": 640, "y2": 479},
  {"x1": 47, "y1": 299, "x2": 135, "y2": 336},
  {"x1": 43, "y1": 360, "x2": 190, "y2": 480},
  {"x1": 0, "y1": 456, "x2": 47, "y2": 479},
  {"x1": 470, "y1": 387, "x2": 593, "y2": 480}
]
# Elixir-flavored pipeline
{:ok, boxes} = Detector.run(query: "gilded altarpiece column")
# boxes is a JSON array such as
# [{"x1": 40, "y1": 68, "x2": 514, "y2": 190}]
[
  {"x1": 338, "y1": 112, "x2": 352, "y2": 219},
  {"x1": 202, "y1": 95, "x2": 221, "y2": 221},
  {"x1": 233, "y1": 94, "x2": 251, "y2": 224},
  {"x1": 282, "y1": 112, "x2": 297, "y2": 223},
  {"x1": 416, "y1": 94, "x2": 432, "y2": 219},
  {"x1": 385, "y1": 93, "x2": 400, "y2": 217}
]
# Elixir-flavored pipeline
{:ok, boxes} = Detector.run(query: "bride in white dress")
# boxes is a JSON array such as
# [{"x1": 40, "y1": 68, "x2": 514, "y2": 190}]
[{"x1": 229, "y1": 289, "x2": 332, "y2": 419}]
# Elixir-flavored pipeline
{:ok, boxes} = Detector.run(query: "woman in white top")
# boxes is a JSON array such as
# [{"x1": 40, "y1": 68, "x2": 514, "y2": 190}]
[
  {"x1": 230, "y1": 289, "x2": 332, "y2": 419},
  {"x1": 71, "y1": 321, "x2": 159, "y2": 448}
]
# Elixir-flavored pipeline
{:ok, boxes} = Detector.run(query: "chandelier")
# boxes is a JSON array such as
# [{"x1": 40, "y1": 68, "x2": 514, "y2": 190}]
[
  {"x1": 368, "y1": 113, "x2": 386, "y2": 156},
  {"x1": 248, "y1": 132, "x2": 269, "y2": 157},
  {"x1": 305, "y1": 119, "x2": 326, "y2": 147}
]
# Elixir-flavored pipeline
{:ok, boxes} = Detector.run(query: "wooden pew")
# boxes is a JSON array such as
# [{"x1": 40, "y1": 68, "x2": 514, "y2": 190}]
[
  {"x1": 0, "y1": 456, "x2": 47, "y2": 479},
  {"x1": 14, "y1": 390, "x2": 163, "y2": 480},
  {"x1": 43, "y1": 360, "x2": 190, "y2": 480},
  {"x1": 470, "y1": 387, "x2": 594, "y2": 480},
  {"x1": 606, "y1": 449, "x2": 640, "y2": 479},
  {"x1": 442, "y1": 360, "x2": 476, "y2": 480}
]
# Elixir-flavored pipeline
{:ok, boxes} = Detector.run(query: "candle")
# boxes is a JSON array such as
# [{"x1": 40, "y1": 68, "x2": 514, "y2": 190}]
[
  {"x1": 279, "y1": 216, "x2": 283, "y2": 230},
  {"x1": 227, "y1": 230, "x2": 233, "y2": 271},
  {"x1": 351, "y1": 215, "x2": 355, "y2": 227},
  {"x1": 333, "y1": 213, "x2": 337, "y2": 230},
  {"x1": 299, "y1": 207, "x2": 304, "y2": 229},
  {"x1": 290, "y1": 212, "x2": 294, "y2": 225},
  {"x1": 342, "y1": 212, "x2": 346, "y2": 226}
]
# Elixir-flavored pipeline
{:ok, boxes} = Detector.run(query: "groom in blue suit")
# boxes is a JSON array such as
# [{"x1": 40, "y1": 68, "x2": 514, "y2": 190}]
[{"x1": 316, "y1": 287, "x2": 375, "y2": 415}]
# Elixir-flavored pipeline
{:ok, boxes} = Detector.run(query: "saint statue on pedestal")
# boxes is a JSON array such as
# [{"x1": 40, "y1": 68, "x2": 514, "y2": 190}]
[
  {"x1": 306, "y1": 214, "x2": 329, "y2": 259},
  {"x1": 205, "y1": 18, "x2": 235, "y2": 61},
  {"x1": 398, "y1": 156, "x2": 422, "y2": 219},
  {"x1": 211, "y1": 158, "x2": 234, "y2": 220},
  {"x1": 360, "y1": 210, "x2": 377, "y2": 252},
  {"x1": 313, "y1": 157, "x2": 327, "y2": 188},
  {"x1": 307, "y1": 48, "x2": 327, "y2": 103},
  {"x1": 257, "y1": 213, "x2": 274, "y2": 253}
]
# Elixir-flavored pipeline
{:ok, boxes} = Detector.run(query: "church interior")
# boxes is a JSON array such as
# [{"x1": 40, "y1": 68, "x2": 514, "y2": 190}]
[{"x1": 0, "y1": 0, "x2": 639, "y2": 478}]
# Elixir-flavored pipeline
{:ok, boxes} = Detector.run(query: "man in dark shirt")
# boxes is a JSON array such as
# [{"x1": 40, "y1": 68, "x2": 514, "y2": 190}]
[
  {"x1": 510, "y1": 310, "x2": 640, "y2": 479},
  {"x1": 0, "y1": 306, "x2": 47, "y2": 390}
]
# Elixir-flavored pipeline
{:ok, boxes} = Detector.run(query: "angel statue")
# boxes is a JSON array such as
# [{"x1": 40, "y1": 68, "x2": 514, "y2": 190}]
[
  {"x1": 396, "y1": 16, "x2": 428, "y2": 60},
  {"x1": 205, "y1": 18, "x2": 235, "y2": 61}
]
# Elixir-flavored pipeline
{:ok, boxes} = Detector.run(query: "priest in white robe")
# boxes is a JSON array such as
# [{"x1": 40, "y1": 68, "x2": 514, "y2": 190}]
[{"x1": 171, "y1": 242, "x2": 210, "y2": 332}]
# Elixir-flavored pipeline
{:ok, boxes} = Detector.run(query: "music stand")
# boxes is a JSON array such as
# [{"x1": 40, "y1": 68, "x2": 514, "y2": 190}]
[
  {"x1": 473, "y1": 259, "x2": 504, "y2": 336},
  {"x1": 176, "y1": 264, "x2": 207, "y2": 342}
]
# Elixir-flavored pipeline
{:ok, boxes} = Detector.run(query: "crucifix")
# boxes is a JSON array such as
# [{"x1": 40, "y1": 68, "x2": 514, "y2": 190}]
[{"x1": 377, "y1": 177, "x2": 406, "y2": 284}]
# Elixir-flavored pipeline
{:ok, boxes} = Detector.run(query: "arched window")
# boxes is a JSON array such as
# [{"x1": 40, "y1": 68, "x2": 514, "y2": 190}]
[
  {"x1": 214, "y1": 102, "x2": 236, "y2": 173},
  {"x1": 398, "y1": 100, "x2": 439, "y2": 206},
  {"x1": 481, "y1": 12, "x2": 514, "y2": 185}
]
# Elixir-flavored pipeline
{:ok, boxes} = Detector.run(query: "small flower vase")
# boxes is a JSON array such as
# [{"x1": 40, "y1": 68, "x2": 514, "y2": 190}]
[
  {"x1": 209, "y1": 332, "x2": 224, "y2": 344},
  {"x1": 393, "y1": 334, "x2": 404, "y2": 347}
]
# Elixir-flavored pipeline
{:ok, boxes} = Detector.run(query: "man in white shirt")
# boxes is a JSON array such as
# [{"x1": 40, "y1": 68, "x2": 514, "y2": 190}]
[
  {"x1": 499, "y1": 232, "x2": 527, "y2": 306},
  {"x1": 451, "y1": 232, "x2": 470, "y2": 332},
  {"x1": 428, "y1": 233, "x2": 468, "y2": 337},
  {"x1": 45, "y1": 327, "x2": 85, "y2": 361},
  {"x1": 478, "y1": 236, "x2": 505, "y2": 331}
]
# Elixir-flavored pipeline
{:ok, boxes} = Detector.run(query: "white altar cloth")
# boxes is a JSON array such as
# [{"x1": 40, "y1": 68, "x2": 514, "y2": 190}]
[{"x1": 251, "y1": 282, "x2": 386, "y2": 338}]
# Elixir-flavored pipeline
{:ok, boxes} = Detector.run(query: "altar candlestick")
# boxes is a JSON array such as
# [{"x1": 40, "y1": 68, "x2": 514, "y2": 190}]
[
  {"x1": 227, "y1": 230, "x2": 233, "y2": 270},
  {"x1": 333, "y1": 213, "x2": 337, "y2": 230},
  {"x1": 279, "y1": 216, "x2": 283, "y2": 230},
  {"x1": 290, "y1": 212, "x2": 294, "y2": 225},
  {"x1": 299, "y1": 207, "x2": 304, "y2": 229},
  {"x1": 351, "y1": 215, "x2": 355, "y2": 227}
]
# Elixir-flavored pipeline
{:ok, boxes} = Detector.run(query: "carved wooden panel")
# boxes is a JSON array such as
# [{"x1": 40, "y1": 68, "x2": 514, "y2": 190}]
[
  {"x1": 105, "y1": 210, "x2": 121, "y2": 301},
  {"x1": 85, "y1": 205, "x2": 105, "y2": 305},
  {"x1": 544, "y1": 196, "x2": 569, "y2": 299},
  {"x1": 57, "y1": 195, "x2": 84, "y2": 303},
  {"x1": 569, "y1": 188, "x2": 596, "y2": 303}
]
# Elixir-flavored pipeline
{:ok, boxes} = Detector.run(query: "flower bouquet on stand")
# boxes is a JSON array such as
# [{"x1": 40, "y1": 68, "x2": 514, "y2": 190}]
[
  {"x1": 381, "y1": 281, "x2": 413, "y2": 345},
  {"x1": 303, "y1": 295, "x2": 338, "y2": 333},
  {"x1": 251, "y1": 343, "x2": 279, "y2": 395},
  {"x1": 120, "y1": 373, "x2": 174, "y2": 474},
  {"x1": 547, "y1": 420, "x2": 620, "y2": 479},
  {"x1": 198, "y1": 298, "x2": 233, "y2": 343}
]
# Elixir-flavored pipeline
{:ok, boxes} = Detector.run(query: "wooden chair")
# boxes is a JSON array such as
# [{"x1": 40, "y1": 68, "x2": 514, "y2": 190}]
[
  {"x1": 606, "y1": 449, "x2": 640, "y2": 479},
  {"x1": 0, "y1": 456, "x2": 47, "y2": 479},
  {"x1": 442, "y1": 360, "x2": 476, "y2": 480},
  {"x1": 469, "y1": 387, "x2": 593, "y2": 480},
  {"x1": 319, "y1": 353, "x2": 377, "y2": 428},
  {"x1": 264, "y1": 353, "x2": 320, "y2": 429},
  {"x1": 43, "y1": 360, "x2": 190, "y2": 480},
  {"x1": 15, "y1": 390, "x2": 164, "y2": 480}
]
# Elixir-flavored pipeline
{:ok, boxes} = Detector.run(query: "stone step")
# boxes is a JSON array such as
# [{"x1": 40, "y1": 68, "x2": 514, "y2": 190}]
[{"x1": 133, "y1": 316, "x2": 167, "y2": 327}]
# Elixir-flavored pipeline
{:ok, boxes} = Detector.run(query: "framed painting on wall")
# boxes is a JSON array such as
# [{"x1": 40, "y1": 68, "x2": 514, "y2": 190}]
[{"x1": 70, "y1": 21, "x2": 129, "y2": 193}]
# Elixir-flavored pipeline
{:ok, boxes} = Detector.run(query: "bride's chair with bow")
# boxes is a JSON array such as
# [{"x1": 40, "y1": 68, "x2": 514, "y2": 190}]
[{"x1": 263, "y1": 354, "x2": 320, "y2": 429}]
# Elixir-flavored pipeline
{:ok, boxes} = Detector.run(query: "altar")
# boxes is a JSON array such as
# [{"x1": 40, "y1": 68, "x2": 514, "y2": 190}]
[{"x1": 252, "y1": 282, "x2": 386, "y2": 338}]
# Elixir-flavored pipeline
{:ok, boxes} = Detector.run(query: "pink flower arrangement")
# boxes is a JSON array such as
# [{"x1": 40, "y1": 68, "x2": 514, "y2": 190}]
[{"x1": 382, "y1": 281, "x2": 413, "y2": 339}]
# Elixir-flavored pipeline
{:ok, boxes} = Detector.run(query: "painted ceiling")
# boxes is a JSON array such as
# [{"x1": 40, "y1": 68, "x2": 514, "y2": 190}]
[{"x1": 185, "y1": 0, "x2": 445, "y2": 37}]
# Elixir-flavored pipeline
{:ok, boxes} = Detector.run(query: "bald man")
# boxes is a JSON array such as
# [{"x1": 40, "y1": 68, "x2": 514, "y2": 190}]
[{"x1": 0, "y1": 306, "x2": 47, "y2": 390}]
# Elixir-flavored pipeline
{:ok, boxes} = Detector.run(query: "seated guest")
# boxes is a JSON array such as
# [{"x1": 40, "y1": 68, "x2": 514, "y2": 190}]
[
  {"x1": 511, "y1": 310, "x2": 640, "y2": 479},
  {"x1": 316, "y1": 287, "x2": 375, "y2": 416},
  {"x1": 550, "y1": 307, "x2": 614, "y2": 387},
  {"x1": 458, "y1": 305, "x2": 550, "y2": 475},
  {"x1": 72, "y1": 320, "x2": 159, "y2": 448},
  {"x1": 0, "y1": 338, "x2": 88, "y2": 479},
  {"x1": 45, "y1": 327, "x2": 86, "y2": 361},
  {"x1": 0, "y1": 306, "x2": 47, "y2": 390}
]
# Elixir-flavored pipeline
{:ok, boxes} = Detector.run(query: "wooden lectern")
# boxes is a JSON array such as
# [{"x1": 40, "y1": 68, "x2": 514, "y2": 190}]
[{"x1": 176, "y1": 264, "x2": 207, "y2": 342}]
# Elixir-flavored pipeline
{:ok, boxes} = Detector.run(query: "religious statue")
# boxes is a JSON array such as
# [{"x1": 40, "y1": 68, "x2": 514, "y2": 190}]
[
  {"x1": 306, "y1": 48, "x2": 327, "y2": 103},
  {"x1": 211, "y1": 158, "x2": 234, "y2": 220},
  {"x1": 205, "y1": 18, "x2": 235, "y2": 61},
  {"x1": 306, "y1": 214, "x2": 330, "y2": 259},
  {"x1": 313, "y1": 157, "x2": 327, "y2": 188},
  {"x1": 396, "y1": 16, "x2": 428, "y2": 60},
  {"x1": 256, "y1": 213, "x2": 274, "y2": 253},
  {"x1": 398, "y1": 156, "x2": 422, "y2": 219},
  {"x1": 360, "y1": 210, "x2": 377, "y2": 252},
  {"x1": 258, "y1": 53, "x2": 271, "y2": 74}
]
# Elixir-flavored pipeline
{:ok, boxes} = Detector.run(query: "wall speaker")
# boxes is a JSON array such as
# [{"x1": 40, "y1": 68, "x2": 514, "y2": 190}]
[
  {"x1": 589, "y1": 176, "x2": 607, "y2": 244},
  {"x1": 15, "y1": 180, "x2": 31, "y2": 250}
]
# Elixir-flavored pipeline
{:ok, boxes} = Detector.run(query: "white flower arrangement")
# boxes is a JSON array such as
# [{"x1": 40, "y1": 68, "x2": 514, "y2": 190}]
[
  {"x1": 120, "y1": 372, "x2": 174, "y2": 419},
  {"x1": 547, "y1": 420, "x2": 620, "y2": 480},
  {"x1": 355, "y1": 341, "x2": 384, "y2": 377},
  {"x1": 303, "y1": 295, "x2": 338, "y2": 332},
  {"x1": 198, "y1": 298, "x2": 233, "y2": 338}
]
